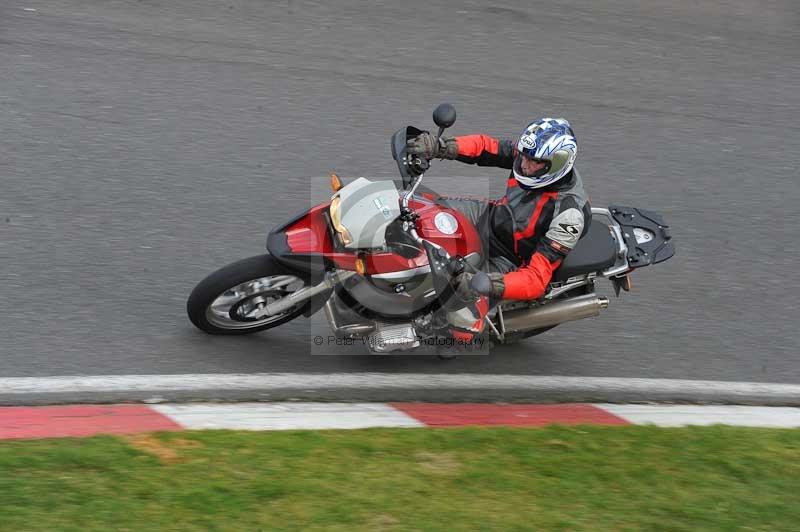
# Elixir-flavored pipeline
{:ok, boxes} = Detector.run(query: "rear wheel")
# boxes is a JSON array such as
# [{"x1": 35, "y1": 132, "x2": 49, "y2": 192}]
[{"x1": 187, "y1": 255, "x2": 309, "y2": 335}]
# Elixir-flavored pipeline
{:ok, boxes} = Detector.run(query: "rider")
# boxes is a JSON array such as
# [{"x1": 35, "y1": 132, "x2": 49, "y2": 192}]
[{"x1": 406, "y1": 117, "x2": 591, "y2": 339}]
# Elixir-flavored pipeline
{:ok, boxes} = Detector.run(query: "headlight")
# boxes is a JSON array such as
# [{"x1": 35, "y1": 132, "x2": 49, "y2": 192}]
[{"x1": 329, "y1": 196, "x2": 353, "y2": 245}]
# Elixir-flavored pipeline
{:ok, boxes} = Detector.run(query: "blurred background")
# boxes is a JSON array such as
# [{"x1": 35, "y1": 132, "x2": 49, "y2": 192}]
[{"x1": 1, "y1": 0, "x2": 798, "y2": 382}]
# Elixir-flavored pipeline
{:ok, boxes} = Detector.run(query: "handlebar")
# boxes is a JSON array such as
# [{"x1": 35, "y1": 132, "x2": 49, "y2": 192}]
[{"x1": 401, "y1": 172, "x2": 424, "y2": 210}]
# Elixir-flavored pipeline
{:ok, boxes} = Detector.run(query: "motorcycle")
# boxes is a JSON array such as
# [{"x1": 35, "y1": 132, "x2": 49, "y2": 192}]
[{"x1": 187, "y1": 104, "x2": 675, "y2": 353}]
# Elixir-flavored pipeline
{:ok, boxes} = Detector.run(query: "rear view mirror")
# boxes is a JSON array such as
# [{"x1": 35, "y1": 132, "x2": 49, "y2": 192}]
[{"x1": 432, "y1": 103, "x2": 456, "y2": 130}]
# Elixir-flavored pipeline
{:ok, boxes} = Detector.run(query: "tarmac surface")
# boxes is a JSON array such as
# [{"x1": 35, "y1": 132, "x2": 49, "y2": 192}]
[{"x1": 2, "y1": 1, "x2": 799, "y2": 389}]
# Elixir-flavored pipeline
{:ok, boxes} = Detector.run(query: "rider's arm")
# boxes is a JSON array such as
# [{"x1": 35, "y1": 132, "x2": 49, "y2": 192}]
[
  {"x1": 501, "y1": 207, "x2": 586, "y2": 300},
  {"x1": 501, "y1": 251, "x2": 561, "y2": 300},
  {"x1": 454, "y1": 135, "x2": 516, "y2": 169}
]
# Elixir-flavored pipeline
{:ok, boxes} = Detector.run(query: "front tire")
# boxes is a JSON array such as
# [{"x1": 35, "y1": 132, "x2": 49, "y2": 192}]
[{"x1": 187, "y1": 255, "x2": 309, "y2": 335}]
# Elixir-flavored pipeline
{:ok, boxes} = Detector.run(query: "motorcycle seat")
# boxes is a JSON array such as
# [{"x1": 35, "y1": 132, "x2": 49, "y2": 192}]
[{"x1": 552, "y1": 221, "x2": 618, "y2": 282}]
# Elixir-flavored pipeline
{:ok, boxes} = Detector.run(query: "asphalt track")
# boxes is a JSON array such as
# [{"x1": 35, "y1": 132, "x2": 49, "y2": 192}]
[{"x1": 2, "y1": 1, "x2": 800, "y2": 394}]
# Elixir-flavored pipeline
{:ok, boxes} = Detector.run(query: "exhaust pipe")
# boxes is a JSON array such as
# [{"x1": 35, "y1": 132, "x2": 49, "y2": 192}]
[{"x1": 502, "y1": 294, "x2": 609, "y2": 334}]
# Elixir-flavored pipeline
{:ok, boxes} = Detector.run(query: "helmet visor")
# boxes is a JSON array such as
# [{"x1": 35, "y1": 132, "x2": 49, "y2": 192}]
[{"x1": 514, "y1": 152, "x2": 551, "y2": 178}]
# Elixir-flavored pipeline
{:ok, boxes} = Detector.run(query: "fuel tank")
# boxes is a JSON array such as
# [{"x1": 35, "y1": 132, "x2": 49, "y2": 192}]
[{"x1": 409, "y1": 197, "x2": 483, "y2": 259}]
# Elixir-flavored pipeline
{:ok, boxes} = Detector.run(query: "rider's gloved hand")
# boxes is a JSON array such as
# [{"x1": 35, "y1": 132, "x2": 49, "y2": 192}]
[
  {"x1": 466, "y1": 271, "x2": 506, "y2": 300},
  {"x1": 454, "y1": 272, "x2": 479, "y2": 302},
  {"x1": 454, "y1": 271, "x2": 505, "y2": 302},
  {"x1": 406, "y1": 133, "x2": 458, "y2": 160},
  {"x1": 484, "y1": 272, "x2": 506, "y2": 299}
]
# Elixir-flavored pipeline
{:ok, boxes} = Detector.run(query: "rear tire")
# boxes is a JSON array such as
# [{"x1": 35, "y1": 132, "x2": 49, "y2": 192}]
[{"x1": 187, "y1": 255, "x2": 309, "y2": 335}]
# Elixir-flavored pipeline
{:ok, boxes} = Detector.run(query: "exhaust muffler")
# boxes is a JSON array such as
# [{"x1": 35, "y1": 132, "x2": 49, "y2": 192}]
[{"x1": 502, "y1": 294, "x2": 609, "y2": 334}]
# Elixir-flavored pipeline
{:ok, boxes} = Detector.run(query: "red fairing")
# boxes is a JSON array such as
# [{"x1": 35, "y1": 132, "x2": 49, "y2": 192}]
[
  {"x1": 282, "y1": 204, "x2": 426, "y2": 272},
  {"x1": 281, "y1": 198, "x2": 482, "y2": 274},
  {"x1": 284, "y1": 204, "x2": 332, "y2": 253}
]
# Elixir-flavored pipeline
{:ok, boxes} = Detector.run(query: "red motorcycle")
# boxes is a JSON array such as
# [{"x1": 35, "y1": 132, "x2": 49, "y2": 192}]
[{"x1": 187, "y1": 104, "x2": 674, "y2": 352}]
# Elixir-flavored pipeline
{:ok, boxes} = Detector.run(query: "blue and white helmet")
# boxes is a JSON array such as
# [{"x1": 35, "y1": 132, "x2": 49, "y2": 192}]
[{"x1": 513, "y1": 118, "x2": 577, "y2": 189}]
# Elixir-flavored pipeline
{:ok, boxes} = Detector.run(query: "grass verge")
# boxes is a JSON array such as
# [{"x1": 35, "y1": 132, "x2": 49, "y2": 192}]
[{"x1": 1, "y1": 425, "x2": 799, "y2": 531}]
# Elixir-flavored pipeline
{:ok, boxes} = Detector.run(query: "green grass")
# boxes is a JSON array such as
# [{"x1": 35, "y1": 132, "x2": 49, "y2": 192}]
[{"x1": 1, "y1": 425, "x2": 799, "y2": 531}]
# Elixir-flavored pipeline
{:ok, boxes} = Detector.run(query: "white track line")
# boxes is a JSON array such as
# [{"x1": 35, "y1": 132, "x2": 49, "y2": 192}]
[
  {"x1": 600, "y1": 404, "x2": 800, "y2": 428},
  {"x1": 152, "y1": 403, "x2": 800, "y2": 430},
  {"x1": 152, "y1": 402, "x2": 423, "y2": 430},
  {"x1": 2, "y1": 373, "x2": 800, "y2": 398}
]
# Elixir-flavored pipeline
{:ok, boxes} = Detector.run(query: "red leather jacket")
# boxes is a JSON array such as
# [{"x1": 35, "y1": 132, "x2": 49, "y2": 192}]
[{"x1": 455, "y1": 134, "x2": 592, "y2": 300}]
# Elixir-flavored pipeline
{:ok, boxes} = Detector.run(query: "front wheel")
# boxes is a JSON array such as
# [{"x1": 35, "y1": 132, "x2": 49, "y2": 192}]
[{"x1": 187, "y1": 255, "x2": 309, "y2": 335}]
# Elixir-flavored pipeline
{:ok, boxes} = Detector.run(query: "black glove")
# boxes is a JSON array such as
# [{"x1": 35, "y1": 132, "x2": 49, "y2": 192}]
[
  {"x1": 469, "y1": 271, "x2": 506, "y2": 299},
  {"x1": 454, "y1": 272, "x2": 506, "y2": 302},
  {"x1": 454, "y1": 272, "x2": 479, "y2": 302},
  {"x1": 406, "y1": 133, "x2": 458, "y2": 160}
]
